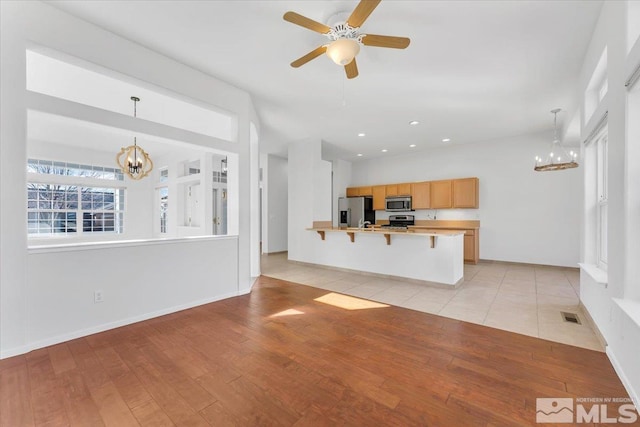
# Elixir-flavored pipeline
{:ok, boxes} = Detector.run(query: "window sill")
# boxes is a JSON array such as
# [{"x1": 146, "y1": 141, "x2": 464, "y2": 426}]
[
  {"x1": 28, "y1": 235, "x2": 238, "y2": 254},
  {"x1": 613, "y1": 298, "x2": 640, "y2": 329},
  {"x1": 579, "y1": 263, "x2": 608, "y2": 286}
]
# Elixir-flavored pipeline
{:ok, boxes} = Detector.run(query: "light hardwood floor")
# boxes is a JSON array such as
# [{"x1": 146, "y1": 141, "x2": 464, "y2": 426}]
[{"x1": 0, "y1": 276, "x2": 631, "y2": 426}]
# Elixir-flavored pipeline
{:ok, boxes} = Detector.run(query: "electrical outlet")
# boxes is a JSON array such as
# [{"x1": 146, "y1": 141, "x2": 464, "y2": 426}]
[{"x1": 94, "y1": 290, "x2": 104, "y2": 303}]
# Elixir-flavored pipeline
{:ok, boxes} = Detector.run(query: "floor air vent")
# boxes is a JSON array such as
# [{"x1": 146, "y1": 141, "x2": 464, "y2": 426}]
[{"x1": 561, "y1": 311, "x2": 581, "y2": 325}]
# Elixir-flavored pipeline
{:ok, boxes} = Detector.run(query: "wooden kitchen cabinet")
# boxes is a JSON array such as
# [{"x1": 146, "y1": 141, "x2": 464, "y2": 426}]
[
  {"x1": 359, "y1": 186, "x2": 372, "y2": 196},
  {"x1": 453, "y1": 178, "x2": 479, "y2": 208},
  {"x1": 462, "y1": 229, "x2": 479, "y2": 263},
  {"x1": 430, "y1": 180, "x2": 453, "y2": 208},
  {"x1": 372, "y1": 185, "x2": 386, "y2": 210},
  {"x1": 397, "y1": 183, "x2": 412, "y2": 196},
  {"x1": 385, "y1": 184, "x2": 398, "y2": 197},
  {"x1": 346, "y1": 186, "x2": 372, "y2": 197},
  {"x1": 411, "y1": 181, "x2": 431, "y2": 209},
  {"x1": 349, "y1": 176, "x2": 478, "y2": 210}
]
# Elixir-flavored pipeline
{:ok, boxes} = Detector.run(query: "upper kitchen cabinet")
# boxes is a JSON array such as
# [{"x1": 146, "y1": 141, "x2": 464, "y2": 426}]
[
  {"x1": 372, "y1": 185, "x2": 386, "y2": 210},
  {"x1": 385, "y1": 184, "x2": 398, "y2": 197},
  {"x1": 430, "y1": 180, "x2": 453, "y2": 208},
  {"x1": 348, "y1": 176, "x2": 478, "y2": 210},
  {"x1": 453, "y1": 178, "x2": 479, "y2": 208},
  {"x1": 411, "y1": 181, "x2": 431, "y2": 209},
  {"x1": 386, "y1": 183, "x2": 411, "y2": 197},
  {"x1": 359, "y1": 186, "x2": 373, "y2": 196},
  {"x1": 397, "y1": 183, "x2": 412, "y2": 196},
  {"x1": 346, "y1": 186, "x2": 373, "y2": 197}
]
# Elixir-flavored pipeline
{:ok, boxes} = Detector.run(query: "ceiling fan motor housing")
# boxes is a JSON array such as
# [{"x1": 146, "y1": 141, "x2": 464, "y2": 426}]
[{"x1": 326, "y1": 22, "x2": 362, "y2": 43}]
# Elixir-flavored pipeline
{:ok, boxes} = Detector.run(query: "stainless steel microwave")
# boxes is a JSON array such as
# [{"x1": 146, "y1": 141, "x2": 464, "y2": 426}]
[{"x1": 385, "y1": 196, "x2": 412, "y2": 212}]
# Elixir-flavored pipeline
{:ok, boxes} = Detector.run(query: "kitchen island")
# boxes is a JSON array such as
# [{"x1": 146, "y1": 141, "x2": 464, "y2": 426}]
[{"x1": 305, "y1": 225, "x2": 464, "y2": 286}]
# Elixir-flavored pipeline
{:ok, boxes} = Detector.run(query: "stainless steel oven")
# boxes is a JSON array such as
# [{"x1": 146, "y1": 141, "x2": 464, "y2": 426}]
[{"x1": 385, "y1": 196, "x2": 412, "y2": 212}]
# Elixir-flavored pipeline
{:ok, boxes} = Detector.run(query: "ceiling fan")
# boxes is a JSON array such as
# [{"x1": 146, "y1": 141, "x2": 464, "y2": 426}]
[{"x1": 283, "y1": 0, "x2": 411, "y2": 79}]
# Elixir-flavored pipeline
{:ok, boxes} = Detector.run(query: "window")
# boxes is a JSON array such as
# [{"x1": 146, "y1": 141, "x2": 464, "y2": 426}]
[
  {"x1": 159, "y1": 168, "x2": 169, "y2": 183},
  {"x1": 159, "y1": 187, "x2": 168, "y2": 234},
  {"x1": 27, "y1": 159, "x2": 124, "y2": 181},
  {"x1": 27, "y1": 160, "x2": 125, "y2": 236},
  {"x1": 596, "y1": 135, "x2": 608, "y2": 268},
  {"x1": 585, "y1": 125, "x2": 609, "y2": 270}
]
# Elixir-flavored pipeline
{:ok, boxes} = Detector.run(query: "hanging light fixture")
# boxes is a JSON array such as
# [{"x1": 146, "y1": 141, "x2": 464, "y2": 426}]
[
  {"x1": 116, "y1": 96, "x2": 153, "y2": 180},
  {"x1": 534, "y1": 109, "x2": 579, "y2": 172}
]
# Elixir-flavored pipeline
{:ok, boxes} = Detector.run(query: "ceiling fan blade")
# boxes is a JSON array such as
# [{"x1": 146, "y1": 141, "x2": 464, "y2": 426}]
[
  {"x1": 283, "y1": 11, "x2": 331, "y2": 34},
  {"x1": 347, "y1": 0, "x2": 382, "y2": 28},
  {"x1": 345, "y1": 58, "x2": 359, "y2": 79},
  {"x1": 291, "y1": 45, "x2": 327, "y2": 68},
  {"x1": 362, "y1": 34, "x2": 411, "y2": 49}
]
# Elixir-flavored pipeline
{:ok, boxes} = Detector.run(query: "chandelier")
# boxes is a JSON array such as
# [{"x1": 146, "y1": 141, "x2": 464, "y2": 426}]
[
  {"x1": 116, "y1": 96, "x2": 153, "y2": 180},
  {"x1": 534, "y1": 109, "x2": 578, "y2": 172}
]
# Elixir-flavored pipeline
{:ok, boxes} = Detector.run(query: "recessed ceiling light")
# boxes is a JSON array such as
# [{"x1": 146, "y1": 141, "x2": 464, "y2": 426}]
[
  {"x1": 409, "y1": 144, "x2": 416, "y2": 148},
  {"x1": 357, "y1": 153, "x2": 363, "y2": 157},
  {"x1": 358, "y1": 133, "x2": 366, "y2": 137},
  {"x1": 409, "y1": 121, "x2": 420, "y2": 126},
  {"x1": 442, "y1": 138, "x2": 451, "y2": 142},
  {"x1": 381, "y1": 149, "x2": 388, "y2": 153}
]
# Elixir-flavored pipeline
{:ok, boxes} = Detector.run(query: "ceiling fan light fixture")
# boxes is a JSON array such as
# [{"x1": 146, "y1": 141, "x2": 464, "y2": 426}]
[{"x1": 326, "y1": 38, "x2": 360, "y2": 66}]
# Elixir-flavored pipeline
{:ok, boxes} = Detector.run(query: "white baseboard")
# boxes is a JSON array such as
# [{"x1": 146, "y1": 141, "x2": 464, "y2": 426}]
[
  {"x1": 606, "y1": 346, "x2": 640, "y2": 410},
  {"x1": 0, "y1": 291, "x2": 239, "y2": 360},
  {"x1": 578, "y1": 301, "x2": 608, "y2": 349}
]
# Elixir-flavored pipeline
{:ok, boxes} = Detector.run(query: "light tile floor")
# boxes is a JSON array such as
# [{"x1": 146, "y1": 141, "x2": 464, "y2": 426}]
[{"x1": 261, "y1": 253, "x2": 604, "y2": 352}]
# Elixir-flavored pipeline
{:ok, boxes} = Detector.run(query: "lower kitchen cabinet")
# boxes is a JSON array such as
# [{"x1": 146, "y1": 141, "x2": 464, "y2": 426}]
[{"x1": 461, "y1": 229, "x2": 479, "y2": 264}]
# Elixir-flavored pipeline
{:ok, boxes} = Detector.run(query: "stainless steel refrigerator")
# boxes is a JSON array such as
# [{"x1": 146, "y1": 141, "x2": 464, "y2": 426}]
[{"x1": 338, "y1": 196, "x2": 375, "y2": 227}]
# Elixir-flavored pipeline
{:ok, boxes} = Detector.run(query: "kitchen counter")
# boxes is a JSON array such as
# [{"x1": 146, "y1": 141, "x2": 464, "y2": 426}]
[
  {"x1": 305, "y1": 224, "x2": 464, "y2": 285},
  {"x1": 307, "y1": 226, "x2": 465, "y2": 236}
]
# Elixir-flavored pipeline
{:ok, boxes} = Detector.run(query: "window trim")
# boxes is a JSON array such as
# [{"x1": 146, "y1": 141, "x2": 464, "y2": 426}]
[{"x1": 27, "y1": 161, "x2": 126, "y2": 238}]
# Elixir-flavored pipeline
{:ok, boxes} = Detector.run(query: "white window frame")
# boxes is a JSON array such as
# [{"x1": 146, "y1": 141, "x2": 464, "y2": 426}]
[
  {"x1": 595, "y1": 130, "x2": 608, "y2": 270},
  {"x1": 27, "y1": 160, "x2": 127, "y2": 238}
]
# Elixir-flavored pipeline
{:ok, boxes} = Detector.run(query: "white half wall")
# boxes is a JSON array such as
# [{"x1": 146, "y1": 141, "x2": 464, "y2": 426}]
[
  {"x1": 351, "y1": 133, "x2": 582, "y2": 267},
  {"x1": 23, "y1": 237, "x2": 238, "y2": 357}
]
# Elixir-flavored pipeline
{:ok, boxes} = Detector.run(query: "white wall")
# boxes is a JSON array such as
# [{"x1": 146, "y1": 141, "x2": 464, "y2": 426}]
[
  {"x1": 0, "y1": 1, "x2": 260, "y2": 358},
  {"x1": 288, "y1": 139, "x2": 332, "y2": 262},
  {"x1": 578, "y1": 0, "x2": 640, "y2": 407},
  {"x1": 26, "y1": 237, "x2": 237, "y2": 353},
  {"x1": 262, "y1": 154, "x2": 288, "y2": 253},
  {"x1": 351, "y1": 133, "x2": 582, "y2": 267}
]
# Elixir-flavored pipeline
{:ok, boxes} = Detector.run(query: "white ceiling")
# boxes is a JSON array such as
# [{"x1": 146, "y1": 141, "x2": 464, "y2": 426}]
[{"x1": 48, "y1": 0, "x2": 602, "y2": 160}]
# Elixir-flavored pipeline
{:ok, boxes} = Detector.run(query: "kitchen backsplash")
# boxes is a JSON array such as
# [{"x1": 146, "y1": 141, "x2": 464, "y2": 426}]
[{"x1": 375, "y1": 209, "x2": 479, "y2": 222}]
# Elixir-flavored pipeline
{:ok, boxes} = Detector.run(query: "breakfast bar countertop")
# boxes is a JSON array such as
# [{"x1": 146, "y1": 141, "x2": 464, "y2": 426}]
[{"x1": 305, "y1": 226, "x2": 465, "y2": 237}]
